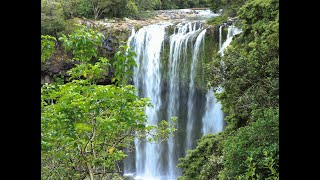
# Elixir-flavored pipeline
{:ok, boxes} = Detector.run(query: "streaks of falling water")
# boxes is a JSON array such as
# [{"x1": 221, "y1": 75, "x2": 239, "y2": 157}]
[
  {"x1": 130, "y1": 22, "x2": 173, "y2": 178},
  {"x1": 124, "y1": 19, "x2": 230, "y2": 180},
  {"x1": 201, "y1": 24, "x2": 242, "y2": 136},
  {"x1": 219, "y1": 24, "x2": 223, "y2": 50},
  {"x1": 201, "y1": 88, "x2": 224, "y2": 135},
  {"x1": 185, "y1": 28, "x2": 207, "y2": 150},
  {"x1": 166, "y1": 22, "x2": 203, "y2": 177},
  {"x1": 218, "y1": 25, "x2": 242, "y2": 56}
]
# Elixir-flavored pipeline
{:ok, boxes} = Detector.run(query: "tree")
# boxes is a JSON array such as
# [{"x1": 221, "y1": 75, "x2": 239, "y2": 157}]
[
  {"x1": 177, "y1": 132, "x2": 225, "y2": 180},
  {"x1": 41, "y1": 0, "x2": 66, "y2": 36},
  {"x1": 207, "y1": 0, "x2": 279, "y2": 128},
  {"x1": 209, "y1": 0, "x2": 247, "y2": 17},
  {"x1": 41, "y1": 35, "x2": 57, "y2": 63},
  {"x1": 179, "y1": 0, "x2": 279, "y2": 179},
  {"x1": 135, "y1": 0, "x2": 160, "y2": 11},
  {"x1": 220, "y1": 108, "x2": 279, "y2": 179},
  {"x1": 41, "y1": 26, "x2": 176, "y2": 179},
  {"x1": 88, "y1": 0, "x2": 111, "y2": 20},
  {"x1": 58, "y1": 25, "x2": 104, "y2": 62}
]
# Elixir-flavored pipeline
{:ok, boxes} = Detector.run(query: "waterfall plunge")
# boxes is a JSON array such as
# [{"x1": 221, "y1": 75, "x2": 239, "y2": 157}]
[
  {"x1": 185, "y1": 28, "x2": 207, "y2": 150},
  {"x1": 124, "y1": 20, "x2": 227, "y2": 180},
  {"x1": 202, "y1": 24, "x2": 243, "y2": 135},
  {"x1": 218, "y1": 25, "x2": 242, "y2": 56},
  {"x1": 130, "y1": 23, "x2": 173, "y2": 179}
]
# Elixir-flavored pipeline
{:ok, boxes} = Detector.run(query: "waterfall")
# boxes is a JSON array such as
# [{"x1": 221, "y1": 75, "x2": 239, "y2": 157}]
[
  {"x1": 127, "y1": 27, "x2": 136, "y2": 46},
  {"x1": 166, "y1": 22, "x2": 203, "y2": 177},
  {"x1": 185, "y1": 28, "x2": 207, "y2": 150},
  {"x1": 218, "y1": 25, "x2": 242, "y2": 56},
  {"x1": 219, "y1": 25, "x2": 223, "y2": 50},
  {"x1": 201, "y1": 88, "x2": 224, "y2": 135},
  {"x1": 201, "y1": 24, "x2": 243, "y2": 135},
  {"x1": 124, "y1": 19, "x2": 225, "y2": 179},
  {"x1": 129, "y1": 23, "x2": 173, "y2": 179}
]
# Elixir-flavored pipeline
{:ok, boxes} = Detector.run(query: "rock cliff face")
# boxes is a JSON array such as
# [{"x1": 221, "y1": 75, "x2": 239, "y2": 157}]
[{"x1": 41, "y1": 8, "x2": 221, "y2": 85}]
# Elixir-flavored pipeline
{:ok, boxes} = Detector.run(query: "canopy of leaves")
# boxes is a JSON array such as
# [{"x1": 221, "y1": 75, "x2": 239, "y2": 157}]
[
  {"x1": 220, "y1": 108, "x2": 279, "y2": 179},
  {"x1": 41, "y1": 0, "x2": 66, "y2": 36},
  {"x1": 209, "y1": 0, "x2": 247, "y2": 17},
  {"x1": 178, "y1": 0, "x2": 279, "y2": 179},
  {"x1": 58, "y1": 25, "x2": 104, "y2": 62},
  {"x1": 177, "y1": 132, "x2": 225, "y2": 180},
  {"x1": 208, "y1": 0, "x2": 279, "y2": 127},
  {"x1": 41, "y1": 27, "x2": 176, "y2": 179},
  {"x1": 42, "y1": 81, "x2": 152, "y2": 178},
  {"x1": 41, "y1": 35, "x2": 57, "y2": 63}
]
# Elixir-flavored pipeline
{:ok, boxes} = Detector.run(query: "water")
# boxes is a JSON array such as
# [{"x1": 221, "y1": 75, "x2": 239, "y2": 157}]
[
  {"x1": 218, "y1": 25, "x2": 242, "y2": 56},
  {"x1": 166, "y1": 22, "x2": 203, "y2": 176},
  {"x1": 201, "y1": 24, "x2": 243, "y2": 135},
  {"x1": 201, "y1": 88, "x2": 224, "y2": 135},
  {"x1": 185, "y1": 28, "x2": 207, "y2": 150},
  {"x1": 219, "y1": 24, "x2": 224, "y2": 50},
  {"x1": 124, "y1": 18, "x2": 231, "y2": 179},
  {"x1": 130, "y1": 23, "x2": 172, "y2": 178}
]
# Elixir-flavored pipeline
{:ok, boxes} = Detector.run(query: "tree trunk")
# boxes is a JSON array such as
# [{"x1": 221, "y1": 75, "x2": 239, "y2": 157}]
[{"x1": 87, "y1": 162, "x2": 94, "y2": 180}]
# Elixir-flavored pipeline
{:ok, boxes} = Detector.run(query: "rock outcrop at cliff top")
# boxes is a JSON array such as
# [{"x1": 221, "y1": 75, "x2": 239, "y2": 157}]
[
  {"x1": 41, "y1": 9, "x2": 220, "y2": 85},
  {"x1": 77, "y1": 8, "x2": 219, "y2": 33}
]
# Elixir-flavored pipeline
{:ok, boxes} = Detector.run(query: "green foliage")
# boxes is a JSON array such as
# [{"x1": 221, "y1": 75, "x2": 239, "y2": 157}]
[
  {"x1": 52, "y1": 74, "x2": 65, "y2": 85},
  {"x1": 56, "y1": 0, "x2": 94, "y2": 18},
  {"x1": 209, "y1": 0, "x2": 246, "y2": 17},
  {"x1": 236, "y1": 150, "x2": 279, "y2": 180},
  {"x1": 77, "y1": 0, "x2": 94, "y2": 17},
  {"x1": 238, "y1": 0, "x2": 279, "y2": 45},
  {"x1": 57, "y1": 0, "x2": 80, "y2": 18},
  {"x1": 67, "y1": 57, "x2": 111, "y2": 83},
  {"x1": 155, "y1": 0, "x2": 178, "y2": 9},
  {"x1": 154, "y1": 0, "x2": 210, "y2": 10},
  {"x1": 112, "y1": 45, "x2": 137, "y2": 86},
  {"x1": 42, "y1": 82, "x2": 152, "y2": 178},
  {"x1": 220, "y1": 108, "x2": 279, "y2": 179},
  {"x1": 104, "y1": 0, "x2": 127, "y2": 18},
  {"x1": 135, "y1": 0, "x2": 160, "y2": 11},
  {"x1": 58, "y1": 25, "x2": 104, "y2": 62},
  {"x1": 207, "y1": 0, "x2": 279, "y2": 127},
  {"x1": 90, "y1": 0, "x2": 111, "y2": 19},
  {"x1": 42, "y1": 27, "x2": 176, "y2": 179},
  {"x1": 177, "y1": 132, "x2": 225, "y2": 180},
  {"x1": 41, "y1": 0, "x2": 66, "y2": 36},
  {"x1": 41, "y1": 35, "x2": 57, "y2": 62},
  {"x1": 127, "y1": 0, "x2": 139, "y2": 16},
  {"x1": 206, "y1": 15, "x2": 228, "y2": 26},
  {"x1": 179, "y1": 0, "x2": 279, "y2": 179}
]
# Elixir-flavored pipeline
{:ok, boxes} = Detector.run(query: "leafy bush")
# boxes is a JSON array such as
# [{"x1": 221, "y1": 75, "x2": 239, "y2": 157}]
[
  {"x1": 41, "y1": 35, "x2": 57, "y2": 62},
  {"x1": 41, "y1": 0, "x2": 66, "y2": 36},
  {"x1": 58, "y1": 25, "x2": 104, "y2": 62},
  {"x1": 220, "y1": 108, "x2": 279, "y2": 179},
  {"x1": 41, "y1": 27, "x2": 176, "y2": 179},
  {"x1": 177, "y1": 132, "x2": 225, "y2": 180}
]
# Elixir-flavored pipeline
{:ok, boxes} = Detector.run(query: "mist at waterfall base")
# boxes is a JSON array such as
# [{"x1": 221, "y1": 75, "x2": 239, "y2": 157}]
[{"x1": 123, "y1": 19, "x2": 242, "y2": 180}]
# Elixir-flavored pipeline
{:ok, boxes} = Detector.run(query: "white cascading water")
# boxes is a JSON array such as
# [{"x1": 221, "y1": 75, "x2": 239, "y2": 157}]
[
  {"x1": 201, "y1": 88, "x2": 224, "y2": 135},
  {"x1": 129, "y1": 22, "x2": 173, "y2": 179},
  {"x1": 166, "y1": 22, "x2": 203, "y2": 177},
  {"x1": 218, "y1": 25, "x2": 242, "y2": 56},
  {"x1": 199, "y1": 23, "x2": 228, "y2": 136},
  {"x1": 185, "y1": 28, "x2": 207, "y2": 150},
  {"x1": 123, "y1": 13, "x2": 236, "y2": 179},
  {"x1": 219, "y1": 24, "x2": 223, "y2": 50},
  {"x1": 202, "y1": 24, "x2": 242, "y2": 135}
]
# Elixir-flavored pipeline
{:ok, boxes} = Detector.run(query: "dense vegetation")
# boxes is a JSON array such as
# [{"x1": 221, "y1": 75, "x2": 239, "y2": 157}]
[
  {"x1": 41, "y1": 26, "x2": 176, "y2": 179},
  {"x1": 41, "y1": 0, "x2": 279, "y2": 179},
  {"x1": 41, "y1": 0, "x2": 212, "y2": 36},
  {"x1": 177, "y1": 0, "x2": 279, "y2": 179}
]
